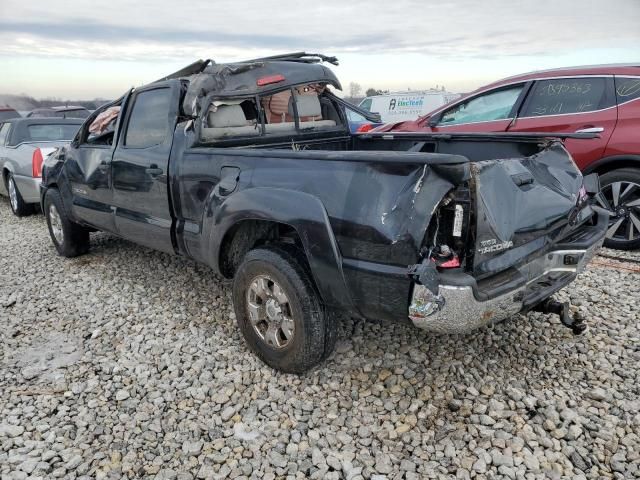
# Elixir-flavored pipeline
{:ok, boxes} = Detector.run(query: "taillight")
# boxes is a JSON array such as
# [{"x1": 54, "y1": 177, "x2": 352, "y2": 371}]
[
  {"x1": 32, "y1": 148, "x2": 44, "y2": 178},
  {"x1": 356, "y1": 123, "x2": 374, "y2": 133},
  {"x1": 256, "y1": 74, "x2": 285, "y2": 86}
]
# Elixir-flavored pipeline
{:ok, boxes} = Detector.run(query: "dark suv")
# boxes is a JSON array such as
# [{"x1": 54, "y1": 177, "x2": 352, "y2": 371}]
[{"x1": 378, "y1": 64, "x2": 640, "y2": 249}]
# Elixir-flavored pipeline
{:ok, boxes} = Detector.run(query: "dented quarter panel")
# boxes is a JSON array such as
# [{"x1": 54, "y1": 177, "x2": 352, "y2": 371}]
[{"x1": 169, "y1": 136, "x2": 459, "y2": 321}]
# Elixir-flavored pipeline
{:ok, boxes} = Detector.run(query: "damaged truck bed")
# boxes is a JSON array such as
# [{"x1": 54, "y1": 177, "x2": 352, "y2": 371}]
[{"x1": 41, "y1": 53, "x2": 606, "y2": 372}]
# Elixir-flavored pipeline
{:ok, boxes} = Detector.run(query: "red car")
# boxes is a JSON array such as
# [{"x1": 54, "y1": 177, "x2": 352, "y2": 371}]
[{"x1": 377, "y1": 64, "x2": 640, "y2": 249}]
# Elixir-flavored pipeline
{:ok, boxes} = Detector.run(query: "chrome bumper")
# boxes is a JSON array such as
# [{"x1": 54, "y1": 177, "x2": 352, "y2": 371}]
[{"x1": 408, "y1": 239, "x2": 603, "y2": 333}]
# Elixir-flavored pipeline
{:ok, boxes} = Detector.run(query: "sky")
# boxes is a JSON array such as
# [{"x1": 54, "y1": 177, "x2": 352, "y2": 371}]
[{"x1": 0, "y1": 0, "x2": 639, "y2": 100}]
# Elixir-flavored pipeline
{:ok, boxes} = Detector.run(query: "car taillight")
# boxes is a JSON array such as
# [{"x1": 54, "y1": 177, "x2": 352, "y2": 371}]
[
  {"x1": 32, "y1": 148, "x2": 44, "y2": 178},
  {"x1": 257, "y1": 74, "x2": 285, "y2": 86},
  {"x1": 356, "y1": 123, "x2": 374, "y2": 133}
]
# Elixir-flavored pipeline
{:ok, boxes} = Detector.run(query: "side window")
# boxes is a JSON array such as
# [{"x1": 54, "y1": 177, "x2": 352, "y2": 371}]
[
  {"x1": 439, "y1": 86, "x2": 523, "y2": 125},
  {"x1": 200, "y1": 83, "x2": 339, "y2": 143},
  {"x1": 83, "y1": 104, "x2": 122, "y2": 146},
  {"x1": 359, "y1": 98, "x2": 373, "y2": 111},
  {"x1": 520, "y1": 77, "x2": 608, "y2": 117},
  {"x1": 615, "y1": 77, "x2": 640, "y2": 104},
  {"x1": 0, "y1": 123, "x2": 10, "y2": 146},
  {"x1": 201, "y1": 99, "x2": 261, "y2": 142},
  {"x1": 124, "y1": 88, "x2": 171, "y2": 148}
]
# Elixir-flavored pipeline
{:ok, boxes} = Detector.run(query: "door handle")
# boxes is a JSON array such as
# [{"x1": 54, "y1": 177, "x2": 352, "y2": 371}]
[
  {"x1": 145, "y1": 167, "x2": 163, "y2": 175},
  {"x1": 575, "y1": 126, "x2": 604, "y2": 134}
]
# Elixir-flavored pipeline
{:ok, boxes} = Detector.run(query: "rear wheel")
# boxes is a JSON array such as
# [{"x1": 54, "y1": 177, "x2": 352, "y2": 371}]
[
  {"x1": 6, "y1": 174, "x2": 34, "y2": 217},
  {"x1": 596, "y1": 168, "x2": 640, "y2": 250},
  {"x1": 232, "y1": 246, "x2": 336, "y2": 373},
  {"x1": 44, "y1": 188, "x2": 90, "y2": 257}
]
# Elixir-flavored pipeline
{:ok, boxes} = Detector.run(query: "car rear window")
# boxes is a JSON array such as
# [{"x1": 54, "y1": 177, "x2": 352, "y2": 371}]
[
  {"x1": 0, "y1": 110, "x2": 19, "y2": 121},
  {"x1": 27, "y1": 124, "x2": 80, "y2": 141},
  {"x1": 615, "y1": 77, "x2": 640, "y2": 104},
  {"x1": 521, "y1": 77, "x2": 609, "y2": 117},
  {"x1": 62, "y1": 109, "x2": 91, "y2": 119}
]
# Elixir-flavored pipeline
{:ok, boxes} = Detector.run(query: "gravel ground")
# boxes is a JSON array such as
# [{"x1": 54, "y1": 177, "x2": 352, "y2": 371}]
[{"x1": 1, "y1": 198, "x2": 639, "y2": 480}]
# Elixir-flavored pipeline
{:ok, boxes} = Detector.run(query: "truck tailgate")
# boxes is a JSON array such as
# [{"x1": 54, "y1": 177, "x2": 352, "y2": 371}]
[{"x1": 472, "y1": 142, "x2": 589, "y2": 277}]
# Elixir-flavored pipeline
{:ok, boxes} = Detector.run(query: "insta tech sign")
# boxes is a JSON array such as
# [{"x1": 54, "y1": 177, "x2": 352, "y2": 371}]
[{"x1": 389, "y1": 98, "x2": 424, "y2": 110}]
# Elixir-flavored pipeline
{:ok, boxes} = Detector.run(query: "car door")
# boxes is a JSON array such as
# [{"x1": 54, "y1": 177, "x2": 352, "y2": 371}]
[
  {"x1": 430, "y1": 83, "x2": 529, "y2": 133},
  {"x1": 507, "y1": 76, "x2": 617, "y2": 170},
  {"x1": 66, "y1": 97, "x2": 130, "y2": 232},
  {"x1": 111, "y1": 83, "x2": 178, "y2": 254}
]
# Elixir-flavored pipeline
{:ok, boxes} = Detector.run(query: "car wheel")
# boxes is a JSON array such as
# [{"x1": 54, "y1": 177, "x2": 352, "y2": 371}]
[
  {"x1": 232, "y1": 246, "x2": 336, "y2": 373},
  {"x1": 6, "y1": 174, "x2": 34, "y2": 217},
  {"x1": 596, "y1": 168, "x2": 640, "y2": 250},
  {"x1": 44, "y1": 188, "x2": 90, "y2": 257}
]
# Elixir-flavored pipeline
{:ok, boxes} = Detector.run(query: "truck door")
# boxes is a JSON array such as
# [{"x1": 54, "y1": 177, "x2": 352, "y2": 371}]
[
  {"x1": 111, "y1": 82, "x2": 178, "y2": 254},
  {"x1": 65, "y1": 94, "x2": 131, "y2": 232},
  {"x1": 507, "y1": 76, "x2": 617, "y2": 171}
]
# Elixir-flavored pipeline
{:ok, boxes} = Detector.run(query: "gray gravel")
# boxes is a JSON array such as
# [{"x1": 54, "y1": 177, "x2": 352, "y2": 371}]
[{"x1": 1, "y1": 198, "x2": 639, "y2": 480}]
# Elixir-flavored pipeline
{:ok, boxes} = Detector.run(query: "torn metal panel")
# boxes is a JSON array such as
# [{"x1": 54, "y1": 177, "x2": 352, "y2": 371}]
[{"x1": 471, "y1": 142, "x2": 586, "y2": 277}]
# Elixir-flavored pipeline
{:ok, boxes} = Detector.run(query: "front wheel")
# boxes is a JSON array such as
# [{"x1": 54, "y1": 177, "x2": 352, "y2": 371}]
[
  {"x1": 44, "y1": 188, "x2": 90, "y2": 257},
  {"x1": 6, "y1": 174, "x2": 34, "y2": 217},
  {"x1": 596, "y1": 168, "x2": 640, "y2": 250},
  {"x1": 232, "y1": 246, "x2": 336, "y2": 373}
]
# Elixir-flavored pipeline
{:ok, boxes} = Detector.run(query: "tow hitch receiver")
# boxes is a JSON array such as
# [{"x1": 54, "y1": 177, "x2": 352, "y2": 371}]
[{"x1": 533, "y1": 298, "x2": 587, "y2": 335}]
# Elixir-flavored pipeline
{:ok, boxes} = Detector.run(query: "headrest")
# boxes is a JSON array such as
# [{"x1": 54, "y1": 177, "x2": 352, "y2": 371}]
[
  {"x1": 207, "y1": 105, "x2": 247, "y2": 127},
  {"x1": 289, "y1": 94, "x2": 321, "y2": 118},
  {"x1": 266, "y1": 90, "x2": 291, "y2": 115}
]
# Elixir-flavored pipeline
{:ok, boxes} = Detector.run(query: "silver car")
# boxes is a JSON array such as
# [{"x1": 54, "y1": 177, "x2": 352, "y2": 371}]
[{"x1": 0, "y1": 118, "x2": 83, "y2": 216}]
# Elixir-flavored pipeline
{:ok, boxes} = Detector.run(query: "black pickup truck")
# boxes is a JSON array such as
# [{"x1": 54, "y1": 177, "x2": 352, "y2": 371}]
[{"x1": 42, "y1": 53, "x2": 606, "y2": 372}]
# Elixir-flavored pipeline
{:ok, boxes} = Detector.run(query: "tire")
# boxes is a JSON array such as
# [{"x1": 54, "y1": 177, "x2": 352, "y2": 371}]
[
  {"x1": 6, "y1": 173, "x2": 34, "y2": 217},
  {"x1": 44, "y1": 188, "x2": 90, "y2": 257},
  {"x1": 597, "y1": 168, "x2": 640, "y2": 250},
  {"x1": 232, "y1": 246, "x2": 337, "y2": 373}
]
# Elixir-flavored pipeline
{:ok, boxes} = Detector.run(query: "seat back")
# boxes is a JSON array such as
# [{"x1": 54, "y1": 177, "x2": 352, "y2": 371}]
[{"x1": 202, "y1": 104, "x2": 260, "y2": 140}]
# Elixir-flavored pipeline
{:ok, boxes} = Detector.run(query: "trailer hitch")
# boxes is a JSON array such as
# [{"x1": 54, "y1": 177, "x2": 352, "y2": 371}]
[{"x1": 533, "y1": 298, "x2": 587, "y2": 335}]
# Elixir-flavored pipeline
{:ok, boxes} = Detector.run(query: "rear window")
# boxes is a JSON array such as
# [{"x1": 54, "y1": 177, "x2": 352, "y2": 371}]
[
  {"x1": 62, "y1": 109, "x2": 91, "y2": 119},
  {"x1": 521, "y1": 77, "x2": 609, "y2": 117},
  {"x1": 615, "y1": 77, "x2": 640, "y2": 104},
  {"x1": 27, "y1": 124, "x2": 80, "y2": 141},
  {"x1": 0, "y1": 110, "x2": 19, "y2": 121}
]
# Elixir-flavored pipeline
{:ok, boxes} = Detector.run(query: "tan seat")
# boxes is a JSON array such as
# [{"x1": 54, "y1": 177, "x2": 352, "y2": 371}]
[
  {"x1": 202, "y1": 104, "x2": 260, "y2": 140},
  {"x1": 289, "y1": 93, "x2": 336, "y2": 129},
  {"x1": 262, "y1": 90, "x2": 293, "y2": 124}
]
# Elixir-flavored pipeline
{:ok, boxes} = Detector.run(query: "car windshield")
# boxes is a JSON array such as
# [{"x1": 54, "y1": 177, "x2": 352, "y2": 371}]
[{"x1": 27, "y1": 124, "x2": 80, "y2": 141}]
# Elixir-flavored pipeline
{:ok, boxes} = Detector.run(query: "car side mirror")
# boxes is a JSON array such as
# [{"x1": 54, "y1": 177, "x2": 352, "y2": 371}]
[{"x1": 428, "y1": 114, "x2": 440, "y2": 128}]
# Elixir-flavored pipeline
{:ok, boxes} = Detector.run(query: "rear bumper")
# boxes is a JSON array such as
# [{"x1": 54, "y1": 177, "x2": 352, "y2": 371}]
[
  {"x1": 409, "y1": 212, "x2": 606, "y2": 333},
  {"x1": 13, "y1": 174, "x2": 41, "y2": 204}
]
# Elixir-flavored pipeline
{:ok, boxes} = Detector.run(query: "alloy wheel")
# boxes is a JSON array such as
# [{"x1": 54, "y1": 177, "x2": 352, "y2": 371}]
[
  {"x1": 49, "y1": 204, "x2": 65, "y2": 245},
  {"x1": 246, "y1": 275, "x2": 295, "y2": 349},
  {"x1": 596, "y1": 180, "x2": 640, "y2": 242},
  {"x1": 8, "y1": 177, "x2": 18, "y2": 212}
]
